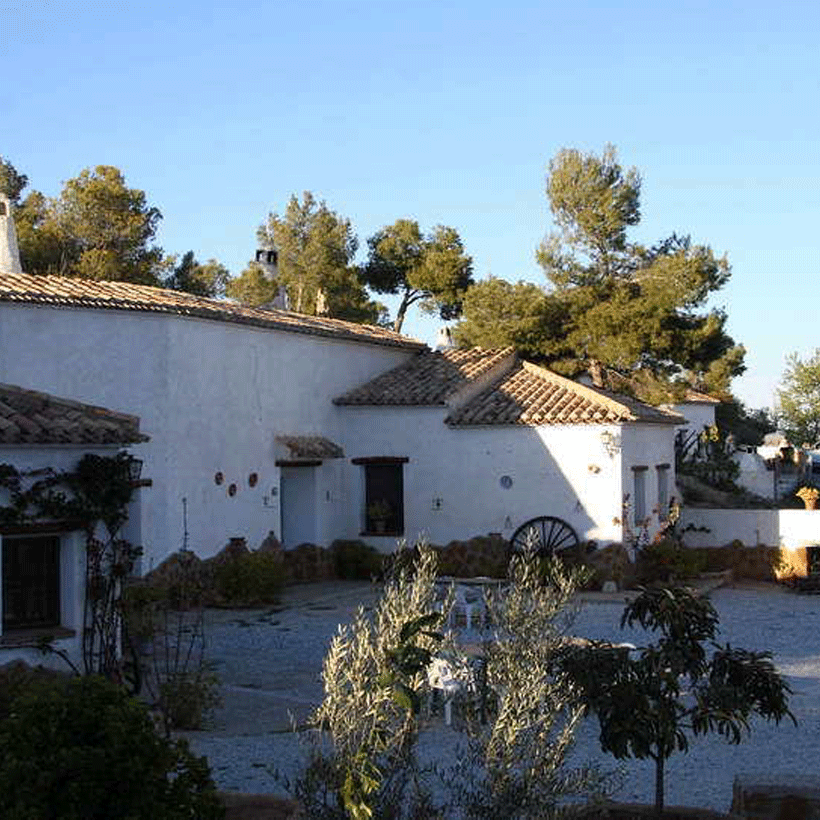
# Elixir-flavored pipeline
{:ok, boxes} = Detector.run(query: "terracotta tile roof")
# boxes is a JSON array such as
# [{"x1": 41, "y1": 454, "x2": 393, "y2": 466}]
[
  {"x1": 445, "y1": 362, "x2": 685, "y2": 427},
  {"x1": 275, "y1": 435, "x2": 344, "y2": 459},
  {"x1": 0, "y1": 272, "x2": 425, "y2": 351},
  {"x1": 0, "y1": 384, "x2": 148, "y2": 445},
  {"x1": 334, "y1": 347, "x2": 516, "y2": 406},
  {"x1": 681, "y1": 388, "x2": 721, "y2": 404}
]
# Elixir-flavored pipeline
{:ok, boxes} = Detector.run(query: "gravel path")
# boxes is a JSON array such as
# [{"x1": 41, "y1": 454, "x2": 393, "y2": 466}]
[{"x1": 183, "y1": 581, "x2": 820, "y2": 812}]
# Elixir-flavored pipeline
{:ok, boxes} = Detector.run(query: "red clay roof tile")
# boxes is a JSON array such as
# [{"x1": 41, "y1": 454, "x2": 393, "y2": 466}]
[
  {"x1": 0, "y1": 272, "x2": 425, "y2": 351},
  {"x1": 0, "y1": 383, "x2": 148, "y2": 445}
]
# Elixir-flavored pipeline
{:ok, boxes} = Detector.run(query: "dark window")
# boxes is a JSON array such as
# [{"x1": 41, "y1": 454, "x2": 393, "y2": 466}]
[
  {"x1": 364, "y1": 463, "x2": 404, "y2": 535},
  {"x1": 2, "y1": 536, "x2": 60, "y2": 631},
  {"x1": 632, "y1": 466, "x2": 647, "y2": 524},
  {"x1": 656, "y1": 465, "x2": 669, "y2": 521}
]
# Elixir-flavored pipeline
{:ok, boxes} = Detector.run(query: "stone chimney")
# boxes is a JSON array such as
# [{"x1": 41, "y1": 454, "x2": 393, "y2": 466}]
[{"x1": 0, "y1": 194, "x2": 22, "y2": 275}]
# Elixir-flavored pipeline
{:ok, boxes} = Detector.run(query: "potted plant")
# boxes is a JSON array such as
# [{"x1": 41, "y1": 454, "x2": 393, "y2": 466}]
[
  {"x1": 366, "y1": 500, "x2": 392, "y2": 533},
  {"x1": 797, "y1": 486, "x2": 820, "y2": 510}
]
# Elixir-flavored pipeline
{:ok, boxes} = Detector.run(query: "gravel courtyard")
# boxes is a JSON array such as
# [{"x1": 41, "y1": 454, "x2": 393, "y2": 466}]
[{"x1": 182, "y1": 580, "x2": 820, "y2": 813}]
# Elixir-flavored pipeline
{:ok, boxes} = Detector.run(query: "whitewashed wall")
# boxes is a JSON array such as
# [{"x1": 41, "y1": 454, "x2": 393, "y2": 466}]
[
  {"x1": 667, "y1": 401, "x2": 717, "y2": 440},
  {"x1": 680, "y1": 508, "x2": 820, "y2": 549},
  {"x1": 734, "y1": 450, "x2": 777, "y2": 500},
  {"x1": 337, "y1": 406, "x2": 646, "y2": 549},
  {"x1": 619, "y1": 422, "x2": 680, "y2": 542},
  {"x1": 0, "y1": 304, "x2": 414, "y2": 565},
  {"x1": 0, "y1": 444, "x2": 139, "y2": 671}
]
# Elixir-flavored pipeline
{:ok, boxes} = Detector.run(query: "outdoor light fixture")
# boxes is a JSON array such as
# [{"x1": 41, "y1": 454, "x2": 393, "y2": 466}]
[
  {"x1": 127, "y1": 458, "x2": 144, "y2": 482},
  {"x1": 600, "y1": 431, "x2": 621, "y2": 458}
]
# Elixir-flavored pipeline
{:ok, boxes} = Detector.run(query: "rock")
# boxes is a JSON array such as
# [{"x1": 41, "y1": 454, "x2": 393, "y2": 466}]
[{"x1": 142, "y1": 550, "x2": 207, "y2": 605}]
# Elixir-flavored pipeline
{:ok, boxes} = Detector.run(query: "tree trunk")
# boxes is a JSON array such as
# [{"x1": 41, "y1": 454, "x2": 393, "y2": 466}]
[
  {"x1": 654, "y1": 753, "x2": 664, "y2": 816},
  {"x1": 393, "y1": 293, "x2": 412, "y2": 334}
]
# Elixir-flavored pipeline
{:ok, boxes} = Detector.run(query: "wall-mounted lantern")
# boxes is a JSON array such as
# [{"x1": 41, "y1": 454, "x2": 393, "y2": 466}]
[{"x1": 600, "y1": 430, "x2": 622, "y2": 458}]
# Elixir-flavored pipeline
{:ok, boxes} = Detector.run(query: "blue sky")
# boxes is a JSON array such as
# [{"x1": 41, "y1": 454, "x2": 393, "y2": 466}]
[{"x1": 3, "y1": 0, "x2": 819, "y2": 410}]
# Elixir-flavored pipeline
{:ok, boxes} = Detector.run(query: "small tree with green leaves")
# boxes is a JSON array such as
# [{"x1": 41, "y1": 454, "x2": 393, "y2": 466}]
[
  {"x1": 561, "y1": 586, "x2": 794, "y2": 816},
  {"x1": 777, "y1": 349, "x2": 820, "y2": 445},
  {"x1": 362, "y1": 218, "x2": 474, "y2": 333},
  {"x1": 0, "y1": 675, "x2": 224, "y2": 820}
]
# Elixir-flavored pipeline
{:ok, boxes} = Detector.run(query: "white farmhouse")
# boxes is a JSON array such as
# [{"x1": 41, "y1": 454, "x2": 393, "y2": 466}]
[
  {"x1": 0, "y1": 194, "x2": 684, "y2": 665},
  {"x1": 0, "y1": 269, "x2": 421, "y2": 569},
  {"x1": 336, "y1": 347, "x2": 682, "y2": 548}
]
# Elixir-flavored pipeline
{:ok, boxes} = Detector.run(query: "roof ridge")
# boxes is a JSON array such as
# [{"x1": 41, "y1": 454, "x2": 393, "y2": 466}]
[
  {"x1": 334, "y1": 346, "x2": 517, "y2": 407},
  {"x1": 519, "y1": 361, "x2": 639, "y2": 420},
  {"x1": 444, "y1": 348, "x2": 517, "y2": 411}
]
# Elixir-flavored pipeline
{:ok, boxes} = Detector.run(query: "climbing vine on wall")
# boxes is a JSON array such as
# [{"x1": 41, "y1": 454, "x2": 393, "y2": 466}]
[{"x1": 0, "y1": 452, "x2": 141, "y2": 680}]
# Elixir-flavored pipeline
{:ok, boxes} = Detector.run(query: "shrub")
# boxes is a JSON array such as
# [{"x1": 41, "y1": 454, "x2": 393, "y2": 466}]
[
  {"x1": 437, "y1": 552, "x2": 606, "y2": 818},
  {"x1": 212, "y1": 548, "x2": 285, "y2": 605},
  {"x1": 0, "y1": 675, "x2": 224, "y2": 820},
  {"x1": 125, "y1": 554, "x2": 221, "y2": 733},
  {"x1": 637, "y1": 538, "x2": 705, "y2": 584},
  {"x1": 159, "y1": 667, "x2": 222, "y2": 731},
  {"x1": 295, "y1": 543, "x2": 448, "y2": 818},
  {"x1": 329, "y1": 539, "x2": 384, "y2": 579},
  {"x1": 288, "y1": 542, "x2": 607, "y2": 818},
  {"x1": 0, "y1": 662, "x2": 66, "y2": 721}
]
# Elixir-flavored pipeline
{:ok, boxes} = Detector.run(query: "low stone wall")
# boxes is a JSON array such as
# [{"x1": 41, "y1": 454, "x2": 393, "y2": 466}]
[
  {"x1": 731, "y1": 774, "x2": 820, "y2": 819},
  {"x1": 577, "y1": 801, "x2": 743, "y2": 819},
  {"x1": 680, "y1": 508, "x2": 820, "y2": 578},
  {"x1": 220, "y1": 792, "x2": 303, "y2": 820}
]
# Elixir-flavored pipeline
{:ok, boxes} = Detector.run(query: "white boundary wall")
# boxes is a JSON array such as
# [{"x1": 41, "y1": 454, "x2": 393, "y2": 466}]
[{"x1": 680, "y1": 508, "x2": 820, "y2": 549}]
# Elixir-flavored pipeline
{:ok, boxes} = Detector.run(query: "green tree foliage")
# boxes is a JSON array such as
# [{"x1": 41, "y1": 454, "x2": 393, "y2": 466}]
[
  {"x1": 256, "y1": 191, "x2": 381, "y2": 323},
  {"x1": 164, "y1": 250, "x2": 231, "y2": 298},
  {"x1": 457, "y1": 146, "x2": 744, "y2": 397},
  {"x1": 225, "y1": 260, "x2": 279, "y2": 307},
  {"x1": 561, "y1": 586, "x2": 793, "y2": 815},
  {"x1": 716, "y1": 399, "x2": 777, "y2": 447},
  {"x1": 16, "y1": 165, "x2": 165, "y2": 284},
  {"x1": 777, "y1": 349, "x2": 820, "y2": 445},
  {"x1": 0, "y1": 674, "x2": 224, "y2": 820},
  {"x1": 0, "y1": 156, "x2": 28, "y2": 205},
  {"x1": 455, "y1": 277, "x2": 558, "y2": 352},
  {"x1": 362, "y1": 218, "x2": 474, "y2": 333}
]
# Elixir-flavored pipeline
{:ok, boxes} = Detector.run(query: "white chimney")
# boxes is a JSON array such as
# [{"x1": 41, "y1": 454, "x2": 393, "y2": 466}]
[
  {"x1": 0, "y1": 194, "x2": 22, "y2": 275},
  {"x1": 254, "y1": 246, "x2": 278, "y2": 279},
  {"x1": 435, "y1": 326, "x2": 455, "y2": 351}
]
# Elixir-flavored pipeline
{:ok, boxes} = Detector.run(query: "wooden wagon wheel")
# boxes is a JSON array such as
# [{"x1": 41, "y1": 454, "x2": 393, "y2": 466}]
[{"x1": 509, "y1": 516, "x2": 580, "y2": 558}]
